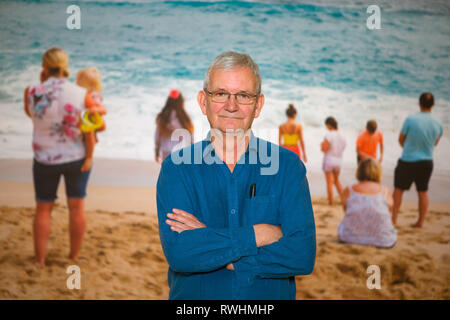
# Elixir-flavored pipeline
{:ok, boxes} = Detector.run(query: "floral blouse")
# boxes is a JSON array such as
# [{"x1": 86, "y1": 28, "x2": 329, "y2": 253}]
[{"x1": 28, "y1": 77, "x2": 87, "y2": 164}]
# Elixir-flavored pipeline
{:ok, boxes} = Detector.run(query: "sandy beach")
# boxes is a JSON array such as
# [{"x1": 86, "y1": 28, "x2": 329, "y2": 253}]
[{"x1": 0, "y1": 158, "x2": 449, "y2": 299}]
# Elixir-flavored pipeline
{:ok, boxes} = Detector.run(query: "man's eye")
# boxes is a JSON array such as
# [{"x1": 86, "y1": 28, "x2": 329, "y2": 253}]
[
  {"x1": 215, "y1": 92, "x2": 227, "y2": 97},
  {"x1": 237, "y1": 93, "x2": 250, "y2": 99}
]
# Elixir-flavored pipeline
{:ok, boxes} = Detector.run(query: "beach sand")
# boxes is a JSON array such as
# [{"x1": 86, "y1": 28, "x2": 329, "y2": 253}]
[{"x1": 0, "y1": 158, "x2": 449, "y2": 299}]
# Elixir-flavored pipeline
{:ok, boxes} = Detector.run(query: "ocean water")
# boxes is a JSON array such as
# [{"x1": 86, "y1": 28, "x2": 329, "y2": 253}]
[{"x1": 0, "y1": 0, "x2": 449, "y2": 178}]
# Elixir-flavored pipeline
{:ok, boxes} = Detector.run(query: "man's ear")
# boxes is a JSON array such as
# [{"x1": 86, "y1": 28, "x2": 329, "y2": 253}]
[
  {"x1": 254, "y1": 93, "x2": 265, "y2": 118},
  {"x1": 197, "y1": 90, "x2": 207, "y2": 115}
]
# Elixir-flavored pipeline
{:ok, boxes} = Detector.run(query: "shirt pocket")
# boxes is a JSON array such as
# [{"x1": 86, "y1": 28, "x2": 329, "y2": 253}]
[{"x1": 243, "y1": 195, "x2": 280, "y2": 226}]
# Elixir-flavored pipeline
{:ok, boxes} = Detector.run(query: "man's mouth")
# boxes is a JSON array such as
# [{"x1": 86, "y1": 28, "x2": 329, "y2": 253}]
[{"x1": 219, "y1": 115, "x2": 244, "y2": 120}]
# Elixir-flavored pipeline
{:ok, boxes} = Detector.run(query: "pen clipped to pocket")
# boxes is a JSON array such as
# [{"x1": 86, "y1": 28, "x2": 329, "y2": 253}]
[{"x1": 249, "y1": 183, "x2": 256, "y2": 198}]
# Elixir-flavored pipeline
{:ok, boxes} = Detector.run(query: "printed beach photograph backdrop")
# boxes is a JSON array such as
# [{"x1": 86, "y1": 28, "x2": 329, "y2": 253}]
[{"x1": 0, "y1": 0, "x2": 449, "y2": 299}]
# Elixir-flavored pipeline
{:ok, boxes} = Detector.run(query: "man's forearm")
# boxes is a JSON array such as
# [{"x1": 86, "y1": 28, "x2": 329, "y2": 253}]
[
  {"x1": 165, "y1": 211, "x2": 282, "y2": 273},
  {"x1": 253, "y1": 224, "x2": 282, "y2": 247},
  {"x1": 227, "y1": 223, "x2": 283, "y2": 271},
  {"x1": 399, "y1": 133, "x2": 406, "y2": 147},
  {"x1": 232, "y1": 227, "x2": 316, "y2": 279},
  {"x1": 160, "y1": 224, "x2": 258, "y2": 274}
]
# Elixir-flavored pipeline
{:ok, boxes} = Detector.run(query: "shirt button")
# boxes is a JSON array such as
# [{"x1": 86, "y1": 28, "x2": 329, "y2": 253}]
[{"x1": 231, "y1": 209, "x2": 236, "y2": 215}]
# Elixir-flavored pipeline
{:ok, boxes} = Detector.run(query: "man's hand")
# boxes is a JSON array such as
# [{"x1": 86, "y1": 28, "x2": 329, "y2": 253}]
[
  {"x1": 166, "y1": 208, "x2": 206, "y2": 233},
  {"x1": 253, "y1": 224, "x2": 283, "y2": 247},
  {"x1": 225, "y1": 263, "x2": 235, "y2": 271}
]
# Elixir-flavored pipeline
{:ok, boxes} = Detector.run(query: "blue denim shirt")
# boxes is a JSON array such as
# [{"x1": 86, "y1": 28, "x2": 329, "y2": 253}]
[{"x1": 156, "y1": 132, "x2": 316, "y2": 300}]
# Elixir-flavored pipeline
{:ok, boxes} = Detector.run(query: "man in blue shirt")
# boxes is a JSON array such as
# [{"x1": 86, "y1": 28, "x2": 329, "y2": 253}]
[
  {"x1": 393, "y1": 92, "x2": 443, "y2": 228},
  {"x1": 156, "y1": 51, "x2": 316, "y2": 299}
]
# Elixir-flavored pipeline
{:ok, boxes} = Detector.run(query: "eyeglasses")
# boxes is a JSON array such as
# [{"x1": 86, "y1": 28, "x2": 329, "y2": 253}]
[{"x1": 204, "y1": 89, "x2": 259, "y2": 105}]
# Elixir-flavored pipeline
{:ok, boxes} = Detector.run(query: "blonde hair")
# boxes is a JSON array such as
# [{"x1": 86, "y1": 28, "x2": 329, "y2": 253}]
[
  {"x1": 42, "y1": 47, "x2": 70, "y2": 77},
  {"x1": 356, "y1": 158, "x2": 381, "y2": 182},
  {"x1": 76, "y1": 67, "x2": 102, "y2": 93}
]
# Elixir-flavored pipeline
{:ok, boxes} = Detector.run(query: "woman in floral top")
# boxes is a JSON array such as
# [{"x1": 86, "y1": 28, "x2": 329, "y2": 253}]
[{"x1": 24, "y1": 47, "x2": 106, "y2": 265}]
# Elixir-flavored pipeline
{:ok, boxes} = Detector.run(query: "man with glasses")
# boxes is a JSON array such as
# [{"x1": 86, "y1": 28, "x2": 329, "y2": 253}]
[{"x1": 156, "y1": 51, "x2": 316, "y2": 299}]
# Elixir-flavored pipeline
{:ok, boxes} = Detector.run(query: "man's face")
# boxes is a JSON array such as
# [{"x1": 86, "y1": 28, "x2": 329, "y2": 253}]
[{"x1": 197, "y1": 66, "x2": 265, "y2": 133}]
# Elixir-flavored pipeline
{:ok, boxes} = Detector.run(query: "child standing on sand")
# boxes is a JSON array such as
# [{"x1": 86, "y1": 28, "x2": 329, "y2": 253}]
[
  {"x1": 155, "y1": 89, "x2": 194, "y2": 162},
  {"x1": 321, "y1": 116, "x2": 346, "y2": 205},
  {"x1": 356, "y1": 120, "x2": 384, "y2": 164}
]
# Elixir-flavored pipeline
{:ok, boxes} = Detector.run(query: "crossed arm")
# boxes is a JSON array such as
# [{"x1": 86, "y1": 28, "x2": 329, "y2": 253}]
[
  {"x1": 166, "y1": 209, "x2": 283, "y2": 270},
  {"x1": 156, "y1": 156, "x2": 316, "y2": 278}
]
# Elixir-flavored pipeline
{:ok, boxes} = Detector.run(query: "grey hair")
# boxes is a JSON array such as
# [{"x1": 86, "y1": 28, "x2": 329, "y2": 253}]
[{"x1": 203, "y1": 51, "x2": 262, "y2": 94}]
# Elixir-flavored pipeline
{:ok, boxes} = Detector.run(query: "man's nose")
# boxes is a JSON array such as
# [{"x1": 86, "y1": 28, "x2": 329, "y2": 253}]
[{"x1": 224, "y1": 95, "x2": 239, "y2": 112}]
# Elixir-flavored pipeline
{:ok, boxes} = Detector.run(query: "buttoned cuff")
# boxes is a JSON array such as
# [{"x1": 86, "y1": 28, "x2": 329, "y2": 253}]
[{"x1": 231, "y1": 226, "x2": 258, "y2": 257}]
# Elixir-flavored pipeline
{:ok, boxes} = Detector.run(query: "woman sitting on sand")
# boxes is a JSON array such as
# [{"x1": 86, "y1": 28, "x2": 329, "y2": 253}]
[
  {"x1": 155, "y1": 89, "x2": 194, "y2": 162},
  {"x1": 279, "y1": 104, "x2": 307, "y2": 162},
  {"x1": 24, "y1": 47, "x2": 106, "y2": 265},
  {"x1": 338, "y1": 158, "x2": 397, "y2": 248}
]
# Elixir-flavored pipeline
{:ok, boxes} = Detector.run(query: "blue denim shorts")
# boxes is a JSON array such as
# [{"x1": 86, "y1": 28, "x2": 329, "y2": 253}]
[{"x1": 33, "y1": 158, "x2": 92, "y2": 202}]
